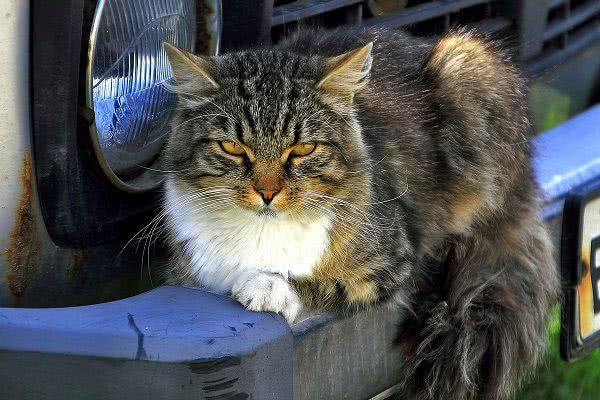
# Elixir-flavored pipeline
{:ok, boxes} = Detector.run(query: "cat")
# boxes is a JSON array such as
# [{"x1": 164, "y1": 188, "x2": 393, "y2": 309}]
[{"x1": 162, "y1": 26, "x2": 560, "y2": 400}]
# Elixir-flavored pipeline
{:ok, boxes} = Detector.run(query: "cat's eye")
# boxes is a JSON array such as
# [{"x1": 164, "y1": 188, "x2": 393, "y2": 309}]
[
  {"x1": 290, "y1": 143, "x2": 316, "y2": 157},
  {"x1": 220, "y1": 141, "x2": 246, "y2": 156}
]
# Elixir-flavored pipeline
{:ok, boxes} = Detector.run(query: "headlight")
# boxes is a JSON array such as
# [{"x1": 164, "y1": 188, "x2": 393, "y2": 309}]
[{"x1": 87, "y1": 0, "x2": 219, "y2": 191}]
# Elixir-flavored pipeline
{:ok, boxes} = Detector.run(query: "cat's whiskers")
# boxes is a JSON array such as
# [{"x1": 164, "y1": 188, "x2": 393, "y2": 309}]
[
  {"x1": 198, "y1": 97, "x2": 238, "y2": 124},
  {"x1": 153, "y1": 190, "x2": 237, "y2": 281},
  {"x1": 163, "y1": 189, "x2": 232, "y2": 216},
  {"x1": 302, "y1": 198, "x2": 382, "y2": 249},
  {"x1": 346, "y1": 156, "x2": 386, "y2": 175},
  {"x1": 307, "y1": 188, "x2": 408, "y2": 214},
  {"x1": 366, "y1": 183, "x2": 409, "y2": 206},
  {"x1": 304, "y1": 191, "x2": 391, "y2": 229},
  {"x1": 303, "y1": 194, "x2": 398, "y2": 264},
  {"x1": 186, "y1": 200, "x2": 235, "y2": 217},
  {"x1": 144, "y1": 190, "x2": 231, "y2": 269},
  {"x1": 121, "y1": 187, "x2": 236, "y2": 282},
  {"x1": 180, "y1": 196, "x2": 236, "y2": 220},
  {"x1": 137, "y1": 165, "x2": 193, "y2": 175},
  {"x1": 303, "y1": 198, "x2": 378, "y2": 240}
]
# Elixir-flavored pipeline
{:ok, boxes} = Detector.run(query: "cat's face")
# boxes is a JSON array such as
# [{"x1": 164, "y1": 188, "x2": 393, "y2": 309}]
[{"x1": 164, "y1": 43, "x2": 373, "y2": 219}]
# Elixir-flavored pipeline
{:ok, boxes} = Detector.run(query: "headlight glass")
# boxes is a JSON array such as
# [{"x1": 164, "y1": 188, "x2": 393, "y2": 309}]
[{"x1": 87, "y1": 0, "x2": 219, "y2": 191}]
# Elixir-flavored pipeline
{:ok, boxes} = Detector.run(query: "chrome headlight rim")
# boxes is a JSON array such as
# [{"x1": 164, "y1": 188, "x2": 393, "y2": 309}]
[{"x1": 86, "y1": 0, "x2": 222, "y2": 193}]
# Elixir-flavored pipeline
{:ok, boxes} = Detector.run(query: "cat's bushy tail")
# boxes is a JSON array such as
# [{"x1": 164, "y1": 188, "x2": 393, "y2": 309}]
[{"x1": 397, "y1": 213, "x2": 559, "y2": 400}]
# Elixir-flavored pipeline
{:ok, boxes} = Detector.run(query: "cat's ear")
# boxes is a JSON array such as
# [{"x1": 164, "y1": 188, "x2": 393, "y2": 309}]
[
  {"x1": 318, "y1": 42, "x2": 373, "y2": 102},
  {"x1": 163, "y1": 42, "x2": 219, "y2": 91}
]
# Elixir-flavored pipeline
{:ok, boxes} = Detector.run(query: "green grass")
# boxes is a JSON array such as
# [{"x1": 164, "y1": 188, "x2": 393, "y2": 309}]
[
  {"x1": 530, "y1": 84, "x2": 572, "y2": 133},
  {"x1": 517, "y1": 307, "x2": 600, "y2": 400}
]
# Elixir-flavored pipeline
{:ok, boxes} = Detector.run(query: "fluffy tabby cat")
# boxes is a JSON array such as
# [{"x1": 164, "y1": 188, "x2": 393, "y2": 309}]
[{"x1": 162, "y1": 26, "x2": 560, "y2": 400}]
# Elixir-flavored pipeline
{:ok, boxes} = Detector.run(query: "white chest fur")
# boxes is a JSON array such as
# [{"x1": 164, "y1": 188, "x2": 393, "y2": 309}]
[{"x1": 165, "y1": 182, "x2": 332, "y2": 294}]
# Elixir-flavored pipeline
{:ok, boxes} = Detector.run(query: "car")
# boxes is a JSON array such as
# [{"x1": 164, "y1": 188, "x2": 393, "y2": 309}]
[{"x1": 1, "y1": 1, "x2": 600, "y2": 398}]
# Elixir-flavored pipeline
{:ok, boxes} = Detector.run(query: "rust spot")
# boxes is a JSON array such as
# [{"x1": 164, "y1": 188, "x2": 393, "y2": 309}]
[
  {"x1": 2, "y1": 152, "x2": 41, "y2": 297},
  {"x1": 579, "y1": 253, "x2": 594, "y2": 337}
]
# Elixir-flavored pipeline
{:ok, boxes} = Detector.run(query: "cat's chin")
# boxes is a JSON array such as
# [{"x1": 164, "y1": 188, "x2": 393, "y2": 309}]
[
  {"x1": 233, "y1": 204, "x2": 283, "y2": 220},
  {"x1": 256, "y1": 207, "x2": 279, "y2": 219}
]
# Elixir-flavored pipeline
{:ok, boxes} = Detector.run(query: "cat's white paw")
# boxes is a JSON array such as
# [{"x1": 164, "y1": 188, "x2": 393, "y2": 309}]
[{"x1": 232, "y1": 273, "x2": 302, "y2": 323}]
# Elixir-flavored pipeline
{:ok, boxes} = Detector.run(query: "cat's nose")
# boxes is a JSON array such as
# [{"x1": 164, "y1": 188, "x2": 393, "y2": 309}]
[{"x1": 258, "y1": 189, "x2": 279, "y2": 205}]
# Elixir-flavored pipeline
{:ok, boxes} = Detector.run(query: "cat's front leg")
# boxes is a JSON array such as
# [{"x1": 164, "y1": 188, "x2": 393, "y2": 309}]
[{"x1": 231, "y1": 272, "x2": 302, "y2": 323}]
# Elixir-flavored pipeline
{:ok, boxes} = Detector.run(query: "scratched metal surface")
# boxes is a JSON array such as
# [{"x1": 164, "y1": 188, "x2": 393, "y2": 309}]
[
  {"x1": 534, "y1": 103, "x2": 600, "y2": 203},
  {"x1": 0, "y1": 286, "x2": 293, "y2": 399}
]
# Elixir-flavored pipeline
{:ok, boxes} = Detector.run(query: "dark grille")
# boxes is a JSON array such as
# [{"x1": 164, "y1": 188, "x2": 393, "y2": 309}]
[
  {"x1": 272, "y1": 1, "x2": 512, "y2": 43},
  {"x1": 266, "y1": 0, "x2": 600, "y2": 74},
  {"x1": 272, "y1": 0, "x2": 364, "y2": 26},
  {"x1": 527, "y1": 0, "x2": 600, "y2": 73}
]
